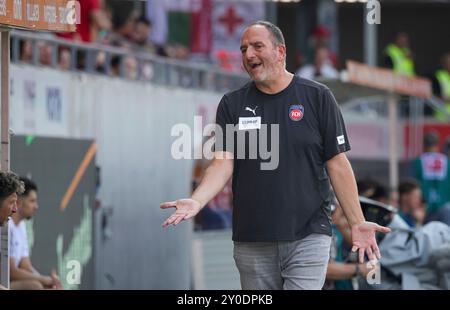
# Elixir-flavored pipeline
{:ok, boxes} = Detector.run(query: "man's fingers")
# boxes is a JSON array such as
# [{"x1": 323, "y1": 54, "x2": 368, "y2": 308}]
[
  {"x1": 373, "y1": 244, "x2": 382, "y2": 260},
  {"x1": 366, "y1": 246, "x2": 375, "y2": 261},
  {"x1": 183, "y1": 212, "x2": 195, "y2": 220},
  {"x1": 162, "y1": 214, "x2": 178, "y2": 227},
  {"x1": 359, "y1": 247, "x2": 365, "y2": 263},
  {"x1": 160, "y1": 201, "x2": 177, "y2": 209},
  {"x1": 173, "y1": 214, "x2": 185, "y2": 226},
  {"x1": 376, "y1": 225, "x2": 391, "y2": 233}
]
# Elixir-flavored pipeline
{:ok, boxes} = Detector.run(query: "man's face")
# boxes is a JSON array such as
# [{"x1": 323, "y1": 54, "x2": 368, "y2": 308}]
[
  {"x1": 396, "y1": 33, "x2": 409, "y2": 49},
  {"x1": 314, "y1": 47, "x2": 329, "y2": 68},
  {"x1": 18, "y1": 190, "x2": 39, "y2": 220},
  {"x1": 401, "y1": 188, "x2": 422, "y2": 212},
  {"x1": 133, "y1": 22, "x2": 151, "y2": 44},
  {"x1": 240, "y1": 25, "x2": 284, "y2": 83},
  {"x1": 0, "y1": 193, "x2": 18, "y2": 225}
]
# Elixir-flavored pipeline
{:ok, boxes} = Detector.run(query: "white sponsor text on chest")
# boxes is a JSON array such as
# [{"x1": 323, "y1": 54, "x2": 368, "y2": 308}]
[{"x1": 239, "y1": 117, "x2": 261, "y2": 130}]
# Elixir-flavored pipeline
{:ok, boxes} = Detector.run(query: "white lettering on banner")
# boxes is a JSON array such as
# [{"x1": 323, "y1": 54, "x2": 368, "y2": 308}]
[
  {"x1": 238, "y1": 117, "x2": 261, "y2": 130},
  {"x1": 46, "y1": 88, "x2": 62, "y2": 122},
  {"x1": 26, "y1": 3, "x2": 39, "y2": 22},
  {"x1": 64, "y1": 1, "x2": 80, "y2": 25},
  {"x1": 13, "y1": 0, "x2": 22, "y2": 20},
  {"x1": 44, "y1": 5, "x2": 57, "y2": 24},
  {"x1": 337, "y1": 135, "x2": 345, "y2": 145},
  {"x1": 0, "y1": 0, "x2": 6, "y2": 16}
]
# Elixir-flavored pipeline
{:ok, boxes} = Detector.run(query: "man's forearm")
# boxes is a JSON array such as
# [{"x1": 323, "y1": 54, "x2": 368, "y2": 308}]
[
  {"x1": 191, "y1": 155, "x2": 233, "y2": 208},
  {"x1": 327, "y1": 154, "x2": 365, "y2": 227},
  {"x1": 10, "y1": 267, "x2": 46, "y2": 284},
  {"x1": 326, "y1": 262, "x2": 358, "y2": 280}
]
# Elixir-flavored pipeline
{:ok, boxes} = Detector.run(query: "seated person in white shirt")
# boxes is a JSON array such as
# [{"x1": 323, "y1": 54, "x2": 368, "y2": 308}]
[
  {"x1": 9, "y1": 177, "x2": 62, "y2": 290},
  {"x1": 296, "y1": 46, "x2": 339, "y2": 80},
  {"x1": 0, "y1": 171, "x2": 24, "y2": 290}
]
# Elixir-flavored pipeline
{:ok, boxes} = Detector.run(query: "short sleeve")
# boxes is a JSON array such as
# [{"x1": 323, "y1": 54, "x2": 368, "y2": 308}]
[
  {"x1": 319, "y1": 88, "x2": 351, "y2": 162},
  {"x1": 21, "y1": 224, "x2": 30, "y2": 259},
  {"x1": 214, "y1": 96, "x2": 235, "y2": 154}
]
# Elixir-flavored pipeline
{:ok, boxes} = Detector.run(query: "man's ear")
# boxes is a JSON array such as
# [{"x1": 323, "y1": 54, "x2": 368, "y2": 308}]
[{"x1": 277, "y1": 44, "x2": 286, "y2": 63}]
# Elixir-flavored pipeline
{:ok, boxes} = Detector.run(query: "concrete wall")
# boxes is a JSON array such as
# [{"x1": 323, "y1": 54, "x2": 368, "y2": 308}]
[{"x1": 10, "y1": 64, "x2": 222, "y2": 289}]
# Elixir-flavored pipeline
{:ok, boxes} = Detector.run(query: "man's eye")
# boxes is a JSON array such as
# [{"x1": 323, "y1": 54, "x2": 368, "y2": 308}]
[{"x1": 241, "y1": 49, "x2": 247, "y2": 54}]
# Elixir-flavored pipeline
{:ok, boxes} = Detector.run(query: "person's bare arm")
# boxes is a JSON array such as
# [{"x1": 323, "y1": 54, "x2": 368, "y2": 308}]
[
  {"x1": 18, "y1": 257, "x2": 38, "y2": 274},
  {"x1": 326, "y1": 262, "x2": 371, "y2": 280},
  {"x1": 160, "y1": 152, "x2": 233, "y2": 227},
  {"x1": 10, "y1": 258, "x2": 53, "y2": 286},
  {"x1": 327, "y1": 153, "x2": 364, "y2": 227},
  {"x1": 327, "y1": 153, "x2": 390, "y2": 263},
  {"x1": 191, "y1": 152, "x2": 234, "y2": 207}
]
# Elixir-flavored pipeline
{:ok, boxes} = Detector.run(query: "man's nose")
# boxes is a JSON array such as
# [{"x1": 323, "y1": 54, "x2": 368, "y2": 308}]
[
  {"x1": 12, "y1": 203, "x2": 17, "y2": 213},
  {"x1": 245, "y1": 47, "x2": 256, "y2": 60}
]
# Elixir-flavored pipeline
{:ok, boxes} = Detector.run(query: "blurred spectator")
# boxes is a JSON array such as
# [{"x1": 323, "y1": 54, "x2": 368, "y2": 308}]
[
  {"x1": 166, "y1": 44, "x2": 190, "y2": 60},
  {"x1": 132, "y1": 17, "x2": 156, "y2": 54},
  {"x1": 358, "y1": 178, "x2": 398, "y2": 217},
  {"x1": 95, "y1": 51, "x2": 107, "y2": 73},
  {"x1": 358, "y1": 179, "x2": 399, "y2": 210},
  {"x1": 124, "y1": 56, "x2": 138, "y2": 79},
  {"x1": 384, "y1": 32, "x2": 415, "y2": 77},
  {"x1": 357, "y1": 179, "x2": 378, "y2": 197},
  {"x1": 37, "y1": 41, "x2": 52, "y2": 66},
  {"x1": 110, "y1": 55, "x2": 121, "y2": 77},
  {"x1": 412, "y1": 132, "x2": 450, "y2": 225},
  {"x1": 305, "y1": 26, "x2": 338, "y2": 68},
  {"x1": 106, "y1": 8, "x2": 139, "y2": 49},
  {"x1": 140, "y1": 62, "x2": 155, "y2": 81},
  {"x1": 432, "y1": 53, "x2": 450, "y2": 121},
  {"x1": 296, "y1": 46, "x2": 339, "y2": 80},
  {"x1": 19, "y1": 40, "x2": 33, "y2": 63},
  {"x1": 58, "y1": 0, "x2": 111, "y2": 43},
  {"x1": 0, "y1": 171, "x2": 23, "y2": 226},
  {"x1": 58, "y1": 48, "x2": 71, "y2": 70},
  {"x1": 9, "y1": 178, "x2": 62, "y2": 290},
  {"x1": 324, "y1": 201, "x2": 372, "y2": 290},
  {"x1": 398, "y1": 180, "x2": 426, "y2": 228},
  {"x1": 192, "y1": 157, "x2": 233, "y2": 231}
]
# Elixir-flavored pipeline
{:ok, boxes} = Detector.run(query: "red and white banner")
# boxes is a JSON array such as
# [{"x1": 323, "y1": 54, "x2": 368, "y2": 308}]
[
  {"x1": 190, "y1": 0, "x2": 212, "y2": 54},
  {"x1": 211, "y1": 0, "x2": 265, "y2": 72}
]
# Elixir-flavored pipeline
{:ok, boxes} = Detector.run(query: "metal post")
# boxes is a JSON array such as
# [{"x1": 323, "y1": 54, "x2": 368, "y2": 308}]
[
  {"x1": 0, "y1": 30, "x2": 11, "y2": 289},
  {"x1": 388, "y1": 92, "x2": 399, "y2": 191},
  {"x1": 364, "y1": 5, "x2": 377, "y2": 66}
]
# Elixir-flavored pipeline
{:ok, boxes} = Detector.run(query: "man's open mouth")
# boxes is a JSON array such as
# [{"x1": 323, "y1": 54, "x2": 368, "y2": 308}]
[{"x1": 249, "y1": 63, "x2": 262, "y2": 69}]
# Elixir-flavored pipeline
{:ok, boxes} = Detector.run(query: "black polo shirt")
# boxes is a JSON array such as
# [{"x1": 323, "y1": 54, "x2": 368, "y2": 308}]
[{"x1": 215, "y1": 76, "x2": 350, "y2": 242}]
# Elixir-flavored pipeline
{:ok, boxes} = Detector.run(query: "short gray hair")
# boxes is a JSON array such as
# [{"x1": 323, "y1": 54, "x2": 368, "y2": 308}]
[{"x1": 248, "y1": 21, "x2": 285, "y2": 47}]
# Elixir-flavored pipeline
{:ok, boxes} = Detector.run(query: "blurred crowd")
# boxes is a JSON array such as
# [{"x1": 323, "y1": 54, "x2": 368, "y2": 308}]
[
  {"x1": 294, "y1": 27, "x2": 450, "y2": 119},
  {"x1": 0, "y1": 174, "x2": 63, "y2": 290},
  {"x1": 191, "y1": 130, "x2": 450, "y2": 290},
  {"x1": 13, "y1": 1, "x2": 450, "y2": 118},
  {"x1": 16, "y1": 0, "x2": 192, "y2": 80},
  {"x1": 324, "y1": 130, "x2": 450, "y2": 290}
]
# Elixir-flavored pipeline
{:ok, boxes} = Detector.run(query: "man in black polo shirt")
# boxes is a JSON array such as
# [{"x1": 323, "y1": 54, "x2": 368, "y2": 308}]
[{"x1": 161, "y1": 21, "x2": 390, "y2": 290}]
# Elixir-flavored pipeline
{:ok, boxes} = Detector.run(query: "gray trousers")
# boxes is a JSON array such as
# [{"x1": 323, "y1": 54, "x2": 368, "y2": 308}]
[{"x1": 233, "y1": 233, "x2": 331, "y2": 290}]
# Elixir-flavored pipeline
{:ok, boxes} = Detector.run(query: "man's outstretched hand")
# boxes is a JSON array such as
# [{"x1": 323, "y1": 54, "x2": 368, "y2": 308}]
[
  {"x1": 351, "y1": 221, "x2": 391, "y2": 263},
  {"x1": 160, "y1": 199, "x2": 202, "y2": 228}
]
